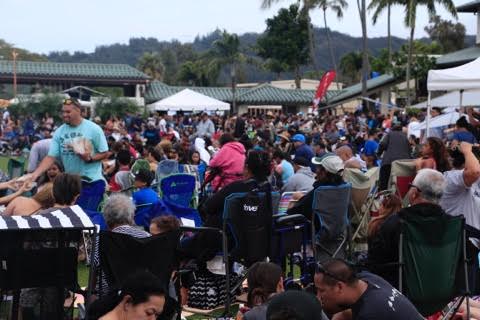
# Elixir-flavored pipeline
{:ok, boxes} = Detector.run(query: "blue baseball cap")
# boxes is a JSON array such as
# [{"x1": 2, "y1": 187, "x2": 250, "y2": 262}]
[{"x1": 291, "y1": 134, "x2": 305, "y2": 143}]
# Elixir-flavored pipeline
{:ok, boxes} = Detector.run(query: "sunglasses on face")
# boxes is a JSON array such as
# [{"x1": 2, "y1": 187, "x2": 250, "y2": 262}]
[{"x1": 63, "y1": 99, "x2": 81, "y2": 108}]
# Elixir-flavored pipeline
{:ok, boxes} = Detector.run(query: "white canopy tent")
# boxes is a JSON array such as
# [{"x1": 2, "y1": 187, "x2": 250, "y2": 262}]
[
  {"x1": 151, "y1": 89, "x2": 230, "y2": 112},
  {"x1": 411, "y1": 90, "x2": 480, "y2": 109},
  {"x1": 426, "y1": 58, "x2": 480, "y2": 135},
  {"x1": 411, "y1": 111, "x2": 461, "y2": 130}
]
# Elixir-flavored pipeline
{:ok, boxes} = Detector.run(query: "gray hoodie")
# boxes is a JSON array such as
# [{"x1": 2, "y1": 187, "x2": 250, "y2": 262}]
[{"x1": 281, "y1": 166, "x2": 316, "y2": 193}]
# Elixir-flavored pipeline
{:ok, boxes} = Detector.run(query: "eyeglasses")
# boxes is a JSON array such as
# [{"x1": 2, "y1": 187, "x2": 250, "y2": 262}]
[
  {"x1": 316, "y1": 262, "x2": 349, "y2": 283},
  {"x1": 408, "y1": 183, "x2": 422, "y2": 193}
]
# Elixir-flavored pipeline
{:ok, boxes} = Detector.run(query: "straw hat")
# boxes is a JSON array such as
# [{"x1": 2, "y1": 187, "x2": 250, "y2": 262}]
[{"x1": 277, "y1": 132, "x2": 290, "y2": 142}]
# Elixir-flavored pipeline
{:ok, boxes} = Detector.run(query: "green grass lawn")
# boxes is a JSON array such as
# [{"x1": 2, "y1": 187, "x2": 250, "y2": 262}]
[{"x1": 78, "y1": 262, "x2": 90, "y2": 288}]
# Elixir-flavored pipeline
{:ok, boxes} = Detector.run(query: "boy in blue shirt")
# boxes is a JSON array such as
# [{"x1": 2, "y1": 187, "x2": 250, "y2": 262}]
[{"x1": 132, "y1": 169, "x2": 159, "y2": 207}]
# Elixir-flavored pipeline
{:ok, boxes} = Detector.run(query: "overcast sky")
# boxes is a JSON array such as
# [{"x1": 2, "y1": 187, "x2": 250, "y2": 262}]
[{"x1": 0, "y1": 0, "x2": 477, "y2": 54}]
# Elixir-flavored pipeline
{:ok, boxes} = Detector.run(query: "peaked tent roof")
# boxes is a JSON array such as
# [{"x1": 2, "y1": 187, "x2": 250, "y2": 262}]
[
  {"x1": 411, "y1": 90, "x2": 480, "y2": 108},
  {"x1": 427, "y1": 57, "x2": 480, "y2": 91},
  {"x1": 151, "y1": 88, "x2": 230, "y2": 111},
  {"x1": 0, "y1": 60, "x2": 149, "y2": 81}
]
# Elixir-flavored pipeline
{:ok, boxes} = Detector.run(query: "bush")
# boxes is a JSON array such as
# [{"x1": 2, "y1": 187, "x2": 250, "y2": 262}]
[{"x1": 94, "y1": 97, "x2": 140, "y2": 122}]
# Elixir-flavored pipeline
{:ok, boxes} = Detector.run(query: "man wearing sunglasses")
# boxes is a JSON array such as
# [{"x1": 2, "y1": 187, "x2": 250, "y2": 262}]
[
  {"x1": 29, "y1": 98, "x2": 109, "y2": 211},
  {"x1": 314, "y1": 259, "x2": 423, "y2": 320}
]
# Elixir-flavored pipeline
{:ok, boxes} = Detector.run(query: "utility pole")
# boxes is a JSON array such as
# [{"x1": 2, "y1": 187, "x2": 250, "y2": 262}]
[{"x1": 12, "y1": 50, "x2": 19, "y2": 98}]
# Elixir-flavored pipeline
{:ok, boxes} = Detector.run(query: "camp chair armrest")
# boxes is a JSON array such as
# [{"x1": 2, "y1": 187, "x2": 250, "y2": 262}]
[
  {"x1": 179, "y1": 226, "x2": 222, "y2": 234},
  {"x1": 275, "y1": 214, "x2": 308, "y2": 226},
  {"x1": 466, "y1": 225, "x2": 480, "y2": 239}
]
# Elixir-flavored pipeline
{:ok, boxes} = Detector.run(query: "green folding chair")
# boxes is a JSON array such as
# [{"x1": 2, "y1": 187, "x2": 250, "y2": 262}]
[{"x1": 398, "y1": 214, "x2": 470, "y2": 318}]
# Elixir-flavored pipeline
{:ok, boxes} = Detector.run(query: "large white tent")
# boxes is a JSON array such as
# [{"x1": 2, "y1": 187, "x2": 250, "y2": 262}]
[
  {"x1": 412, "y1": 90, "x2": 480, "y2": 109},
  {"x1": 425, "y1": 58, "x2": 480, "y2": 135},
  {"x1": 151, "y1": 89, "x2": 230, "y2": 112}
]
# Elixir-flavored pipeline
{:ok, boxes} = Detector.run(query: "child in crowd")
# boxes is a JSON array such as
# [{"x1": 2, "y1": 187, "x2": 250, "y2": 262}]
[
  {"x1": 132, "y1": 169, "x2": 159, "y2": 207},
  {"x1": 108, "y1": 150, "x2": 132, "y2": 192},
  {"x1": 149, "y1": 215, "x2": 181, "y2": 235}
]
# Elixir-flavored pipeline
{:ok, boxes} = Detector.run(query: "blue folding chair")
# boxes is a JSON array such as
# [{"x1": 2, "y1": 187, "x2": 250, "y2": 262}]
[
  {"x1": 158, "y1": 199, "x2": 202, "y2": 227},
  {"x1": 311, "y1": 183, "x2": 352, "y2": 262},
  {"x1": 160, "y1": 174, "x2": 196, "y2": 208},
  {"x1": 134, "y1": 200, "x2": 172, "y2": 230}
]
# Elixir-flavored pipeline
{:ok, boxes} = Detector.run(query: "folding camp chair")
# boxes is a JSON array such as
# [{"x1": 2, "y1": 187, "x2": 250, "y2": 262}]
[
  {"x1": 160, "y1": 174, "x2": 196, "y2": 208},
  {"x1": 0, "y1": 206, "x2": 96, "y2": 320},
  {"x1": 96, "y1": 230, "x2": 181, "y2": 319},
  {"x1": 388, "y1": 159, "x2": 416, "y2": 201},
  {"x1": 311, "y1": 183, "x2": 352, "y2": 262},
  {"x1": 343, "y1": 167, "x2": 379, "y2": 244},
  {"x1": 181, "y1": 189, "x2": 273, "y2": 315},
  {"x1": 397, "y1": 214, "x2": 470, "y2": 318}
]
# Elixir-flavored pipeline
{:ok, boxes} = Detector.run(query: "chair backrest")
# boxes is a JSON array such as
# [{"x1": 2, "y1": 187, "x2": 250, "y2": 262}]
[
  {"x1": 223, "y1": 190, "x2": 273, "y2": 267},
  {"x1": 156, "y1": 160, "x2": 179, "y2": 181},
  {"x1": 344, "y1": 167, "x2": 379, "y2": 216},
  {"x1": 99, "y1": 230, "x2": 180, "y2": 292},
  {"x1": 312, "y1": 183, "x2": 352, "y2": 242},
  {"x1": 134, "y1": 200, "x2": 172, "y2": 230},
  {"x1": 389, "y1": 159, "x2": 416, "y2": 199},
  {"x1": 154, "y1": 200, "x2": 202, "y2": 227},
  {"x1": 114, "y1": 171, "x2": 133, "y2": 192},
  {"x1": 400, "y1": 214, "x2": 465, "y2": 316},
  {"x1": 160, "y1": 174, "x2": 196, "y2": 208}
]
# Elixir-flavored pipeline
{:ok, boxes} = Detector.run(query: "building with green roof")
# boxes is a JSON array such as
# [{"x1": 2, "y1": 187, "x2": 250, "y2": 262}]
[
  {"x1": 0, "y1": 60, "x2": 149, "y2": 98},
  {"x1": 145, "y1": 80, "x2": 341, "y2": 114},
  {"x1": 436, "y1": 0, "x2": 480, "y2": 67}
]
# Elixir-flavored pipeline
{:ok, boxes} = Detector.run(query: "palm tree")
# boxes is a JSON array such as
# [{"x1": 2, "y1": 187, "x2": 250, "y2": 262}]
[
  {"x1": 318, "y1": 0, "x2": 348, "y2": 76},
  {"x1": 403, "y1": 0, "x2": 457, "y2": 106},
  {"x1": 137, "y1": 52, "x2": 165, "y2": 81},
  {"x1": 339, "y1": 51, "x2": 363, "y2": 84},
  {"x1": 212, "y1": 30, "x2": 242, "y2": 112},
  {"x1": 357, "y1": 0, "x2": 369, "y2": 110},
  {"x1": 368, "y1": 0, "x2": 394, "y2": 65}
]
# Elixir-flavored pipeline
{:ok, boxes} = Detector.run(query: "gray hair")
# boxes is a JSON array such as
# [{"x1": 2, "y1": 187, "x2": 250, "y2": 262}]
[
  {"x1": 103, "y1": 194, "x2": 135, "y2": 228},
  {"x1": 412, "y1": 169, "x2": 445, "y2": 204}
]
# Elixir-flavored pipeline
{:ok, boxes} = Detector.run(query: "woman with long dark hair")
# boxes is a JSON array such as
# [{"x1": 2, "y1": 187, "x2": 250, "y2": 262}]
[
  {"x1": 415, "y1": 137, "x2": 451, "y2": 173},
  {"x1": 88, "y1": 270, "x2": 166, "y2": 320}
]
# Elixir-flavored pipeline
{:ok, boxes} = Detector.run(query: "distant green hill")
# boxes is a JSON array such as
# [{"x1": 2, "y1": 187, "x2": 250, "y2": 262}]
[{"x1": 2, "y1": 27, "x2": 476, "y2": 84}]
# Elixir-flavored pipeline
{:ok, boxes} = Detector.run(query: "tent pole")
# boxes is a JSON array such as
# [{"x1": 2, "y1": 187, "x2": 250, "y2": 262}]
[
  {"x1": 426, "y1": 91, "x2": 432, "y2": 138},
  {"x1": 459, "y1": 89, "x2": 464, "y2": 114}
]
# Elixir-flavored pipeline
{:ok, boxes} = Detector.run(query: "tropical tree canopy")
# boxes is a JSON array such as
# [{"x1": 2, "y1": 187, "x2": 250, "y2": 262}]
[
  {"x1": 256, "y1": 4, "x2": 310, "y2": 87},
  {"x1": 95, "y1": 97, "x2": 140, "y2": 122},
  {"x1": 137, "y1": 52, "x2": 165, "y2": 81},
  {"x1": 424, "y1": 15, "x2": 466, "y2": 53}
]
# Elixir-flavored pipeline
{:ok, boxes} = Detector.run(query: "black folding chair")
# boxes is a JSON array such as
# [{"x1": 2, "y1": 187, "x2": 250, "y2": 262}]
[
  {"x1": 96, "y1": 230, "x2": 181, "y2": 319},
  {"x1": 182, "y1": 188, "x2": 273, "y2": 315},
  {"x1": 0, "y1": 206, "x2": 97, "y2": 320}
]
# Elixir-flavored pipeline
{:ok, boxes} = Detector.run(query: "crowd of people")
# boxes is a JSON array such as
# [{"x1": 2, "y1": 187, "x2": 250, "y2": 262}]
[{"x1": 1, "y1": 96, "x2": 480, "y2": 320}]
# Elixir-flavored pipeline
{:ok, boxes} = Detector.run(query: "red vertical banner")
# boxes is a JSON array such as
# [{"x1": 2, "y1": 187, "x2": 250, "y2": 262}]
[{"x1": 312, "y1": 70, "x2": 336, "y2": 111}]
